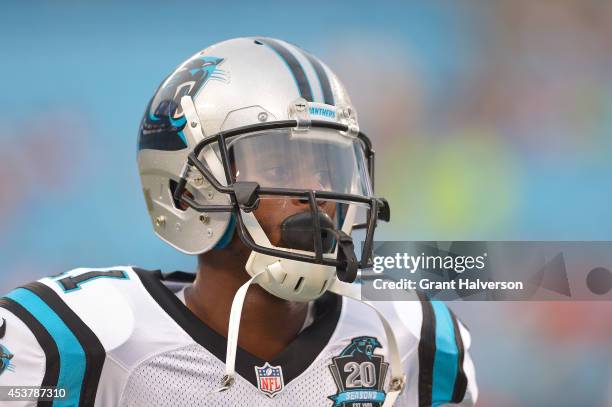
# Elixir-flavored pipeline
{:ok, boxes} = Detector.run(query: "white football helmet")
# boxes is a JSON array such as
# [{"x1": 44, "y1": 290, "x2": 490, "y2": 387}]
[
  {"x1": 137, "y1": 38, "x2": 403, "y2": 404},
  {"x1": 138, "y1": 37, "x2": 390, "y2": 300}
]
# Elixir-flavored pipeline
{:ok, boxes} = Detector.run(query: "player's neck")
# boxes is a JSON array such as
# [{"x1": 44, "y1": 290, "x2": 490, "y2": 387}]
[{"x1": 187, "y1": 239, "x2": 308, "y2": 360}]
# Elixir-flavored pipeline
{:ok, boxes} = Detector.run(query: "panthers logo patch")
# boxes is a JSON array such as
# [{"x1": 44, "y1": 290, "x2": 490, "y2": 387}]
[
  {"x1": 328, "y1": 336, "x2": 388, "y2": 407},
  {"x1": 0, "y1": 319, "x2": 15, "y2": 375}
]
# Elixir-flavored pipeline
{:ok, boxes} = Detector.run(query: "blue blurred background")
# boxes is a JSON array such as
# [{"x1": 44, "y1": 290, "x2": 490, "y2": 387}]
[{"x1": 2, "y1": 1, "x2": 612, "y2": 405}]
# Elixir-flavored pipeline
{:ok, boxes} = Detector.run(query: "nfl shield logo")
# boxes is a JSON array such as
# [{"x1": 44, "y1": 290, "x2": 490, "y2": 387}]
[{"x1": 254, "y1": 362, "x2": 284, "y2": 398}]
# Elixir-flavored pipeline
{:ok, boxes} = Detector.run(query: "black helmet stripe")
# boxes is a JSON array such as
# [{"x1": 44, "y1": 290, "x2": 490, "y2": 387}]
[
  {"x1": 256, "y1": 38, "x2": 314, "y2": 102},
  {"x1": 302, "y1": 52, "x2": 335, "y2": 106}
]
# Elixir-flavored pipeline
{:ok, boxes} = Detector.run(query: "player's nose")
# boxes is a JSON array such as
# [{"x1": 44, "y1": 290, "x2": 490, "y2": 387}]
[
  {"x1": 289, "y1": 174, "x2": 332, "y2": 211},
  {"x1": 290, "y1": 196, "x2": 334, "y2": 220},
  {"x1": 291, "y1": 196, "x2": 321, "y2": 208}
]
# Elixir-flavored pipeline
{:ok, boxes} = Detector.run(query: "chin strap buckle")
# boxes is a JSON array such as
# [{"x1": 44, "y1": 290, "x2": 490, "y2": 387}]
[
  {"x1": 209, "y1": 374, "x2": 235, "y2": 394},
  {"x1": 336, "y1": 231, "x2": 358, "y2": 283},
  {"x1": 389, "y1": 374, "x2": 407, "y2": 392},
  {"x1": 381, "y1": 374, "x2": 407, "y2": 407},
  {"x1": 220, "y1": 374, "x2": 235, "y2": 389}
]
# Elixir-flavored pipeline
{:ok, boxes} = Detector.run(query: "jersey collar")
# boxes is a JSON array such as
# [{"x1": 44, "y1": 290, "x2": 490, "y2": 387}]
[{"x1": 133, "y1": 268, "x2": 343, "y2": 387}]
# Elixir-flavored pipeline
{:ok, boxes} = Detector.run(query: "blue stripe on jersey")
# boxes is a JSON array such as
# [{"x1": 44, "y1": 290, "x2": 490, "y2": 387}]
[
  {"x1": 7, "y1": 288, "x2": 85, "y2": 407},
  {"x1": 431, "y1": 300, "x2": 459, "y2": 406}
]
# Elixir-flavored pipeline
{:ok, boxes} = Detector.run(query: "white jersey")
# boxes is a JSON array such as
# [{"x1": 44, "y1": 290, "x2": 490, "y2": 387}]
[{"x1": 0, "y1": 266, "x2": 477, "y2": 407}]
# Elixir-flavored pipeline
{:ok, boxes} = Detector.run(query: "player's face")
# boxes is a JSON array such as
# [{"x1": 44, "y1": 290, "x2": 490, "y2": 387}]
[
  {"x1": 235, "y1": 146, "x2": 337, "y2": 248},
  {"x1": 225, "y1": 128, "x2": 371, "y2": 251}
]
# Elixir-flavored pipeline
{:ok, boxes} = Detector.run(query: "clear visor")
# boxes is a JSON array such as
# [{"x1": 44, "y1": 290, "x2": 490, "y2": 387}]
[{"x1": 223, "y1": 128, "x2": 372, "y2": 197}]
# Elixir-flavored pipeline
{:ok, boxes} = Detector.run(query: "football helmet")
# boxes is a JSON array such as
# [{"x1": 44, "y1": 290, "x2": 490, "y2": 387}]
[
  {"x1": 138, "y1": 37, "x2": 390, "y2": 299},
  {"x1": 137, "y1": 37, "x2": 403, "y2": 404}
]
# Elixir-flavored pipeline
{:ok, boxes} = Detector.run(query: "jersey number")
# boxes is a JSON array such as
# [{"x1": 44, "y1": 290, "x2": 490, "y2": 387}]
[{"x1": 57, "y1": 270, "x2": 128, "y2": 292}]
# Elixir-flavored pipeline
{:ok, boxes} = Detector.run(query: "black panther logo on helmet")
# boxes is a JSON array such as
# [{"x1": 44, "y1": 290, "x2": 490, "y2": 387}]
[{"x1": 138, "y1": 56, "x2": 226, "y2": 151}]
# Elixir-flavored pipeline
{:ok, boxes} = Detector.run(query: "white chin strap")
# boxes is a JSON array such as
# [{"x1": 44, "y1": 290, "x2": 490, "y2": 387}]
[{"x1": 211, "y1": 270, "x2": 407, "y2": 406}]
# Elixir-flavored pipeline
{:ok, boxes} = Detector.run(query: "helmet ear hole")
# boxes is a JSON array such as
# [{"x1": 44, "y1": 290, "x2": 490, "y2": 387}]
[{"x1": 169, "y1": 179, "x2": 193, "y2": 211}]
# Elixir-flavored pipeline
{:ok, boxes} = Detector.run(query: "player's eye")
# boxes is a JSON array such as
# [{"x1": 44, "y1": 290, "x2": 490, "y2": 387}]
[{"x1": 262, "y1": 166, "x2": 290, "y2": 184}]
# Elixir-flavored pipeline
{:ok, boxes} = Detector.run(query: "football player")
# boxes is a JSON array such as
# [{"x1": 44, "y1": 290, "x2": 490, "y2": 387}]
[{"x1": 0, "y1": 37, "x2": 477, "y2": 406}]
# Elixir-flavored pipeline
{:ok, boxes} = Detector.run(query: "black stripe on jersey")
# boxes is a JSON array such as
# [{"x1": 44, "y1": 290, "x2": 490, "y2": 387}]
[
  {"x1": 133, "y1": 268, "x2": 342, "y2": 388},
  {"x1": 450, "y1": 311, "x2": 468, "y2": 403},
  {"x1": 23, "y1": 282, "x2": 105, "y2": 407},
  {"x1": 279, "y1": 288, "x2": 341, "y2": 385},
  {"x1": 303, "y1": 52, "x2": 335, "y2": 105},
  {"x1": 256, "y1": 38, "x2": 315, "y2": 102},
  {"x1": 0, "y1": 297, "x2": 59, "y2": 407},
  {"x1": 416, "y1": 290, "x2": 435, "y2": 407}
]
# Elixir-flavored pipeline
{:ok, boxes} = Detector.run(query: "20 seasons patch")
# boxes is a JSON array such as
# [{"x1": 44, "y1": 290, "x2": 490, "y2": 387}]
[{"x1": 328, "y1": 336, "x2": 389, "y2": 407}]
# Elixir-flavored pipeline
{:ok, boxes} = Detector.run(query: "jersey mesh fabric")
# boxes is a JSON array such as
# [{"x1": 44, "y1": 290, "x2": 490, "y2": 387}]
[{"x1": 119, "y1": 341, "x2": 392, "y2": 406}]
